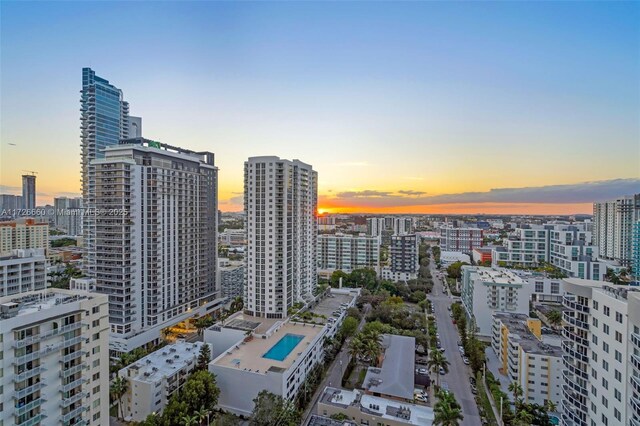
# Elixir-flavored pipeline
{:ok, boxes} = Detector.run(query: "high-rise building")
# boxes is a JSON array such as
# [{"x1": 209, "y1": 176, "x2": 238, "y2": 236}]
[
  {"x1": 366, "y1": 217, "x2": 385, "y2": 237},
  {"x1": 80, "y1": 68, "x2": 132, "y2": 278},
  {"x1": 128, "y1": 115, "x2": 143, "y2": 138},
  {"x1": 382, "y1": 234, "x2": 419, "y2": 282},
  {"x1": 550, "y1": 225, "x2": 604, "y2": 280},
  {"x1": 439, "y1": 227, "x2": 483, "y2": 253},
  {"x1": 219, "y1": 258, "x2": 244, "y2": 300},
  {"x1": 0, "y1": 194, "x2": 23, "y2": 217},
  {"x1": 0, "y1": 288, "x2": 110, "y2": 426},
  {"x1": 0, "y1": 218, "x2": 49, "y2": 255},
  {"x1": 21, "y1": 174, "x2": 36, "y2": 210},
  {"x1": 593, "y1": 194, "x2": 640, "y2": 266},
  {"x1": 633, "y1": 220, "x2": 640, "y2": 285},
  {"x1": 627, "y1": 292, "x2": 640, "y2": 424},
  {"x1": 243, "y1": 156, "x2": 317, "y2": 319},
  {"x1": 561, "y1": 279, "x2": 632, "y2": 426},
  {"x1": 54, "y1": 197, "x2": 83, "y2": 236},
  {"x1": 392, "y1": 217, "x2": 413, "y2": 235},
  {"x1": 90, "y1": 138, "x2": 220, "y2": 354},
  {"x1": 317, "y1": 233, "x2": 380, "y2": 277}
]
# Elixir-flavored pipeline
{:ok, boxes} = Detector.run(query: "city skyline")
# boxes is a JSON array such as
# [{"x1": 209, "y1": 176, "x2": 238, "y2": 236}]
[{"x1": 1, "y1": 1, "x2": 639, "y2": 214}]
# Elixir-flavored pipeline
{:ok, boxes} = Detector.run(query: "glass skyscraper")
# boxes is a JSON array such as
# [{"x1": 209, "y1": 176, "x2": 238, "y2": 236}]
[{"x1": 80, "y1": 68, "x2": 130, "y2": 277}]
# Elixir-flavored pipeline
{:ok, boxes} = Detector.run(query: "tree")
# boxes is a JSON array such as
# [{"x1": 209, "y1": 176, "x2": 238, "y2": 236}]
[
  {"x1": 195, "y1": 316, "x2": 215, "y2": 336},
  {"x1": 545, "y1": 399, "x2": 557, "y2": 413},
  {"x1": 434, "y1": 391, "x2": 464, "y2": 426},
  {"x1": 346, "y1": 307, "x2": 362, "y2": 321},
  {"x1": 214, "y1": 413, "x2": 242, "y2": 426},
  {"x1": 427, "y1": 350, "x2": 450, "y2": 388},
  {"x1": 197, "y1": 344, "x2": 212, "y2": 370},
  {"x1": 508, "y1": 382, "x2": 524, "y2": 408},
  {"x1": 546, "y1": 310, "x2": 562, "y2": 328},
  {"x1": 181, "y1": 370, "x2": 220, "y2": 412},
  {"x1": 110, "y1": 376, "x2": 128, "y2": 420},
  {"x1": 330, "y1": 270, "x2": 350, "y2": 288},
  {"x1": 446, "y1": 261, "x2": 469, "y2": 280},
  {"x1": 339, "y1": 316, "x2": 358, "y2": 340},
  {"x1": 195, "y1": 407, "x2": 211, "y2": 426},
  {"x1": 229, "y1": 296, "x2": 244, "y2": 313},
  {"x1": 250, "y1": 390, "x2": 300, "y2": 426},
  {"x1": 181, "y1": 415, "x2": 199, "y2": 426},
  {"x1": 513, "y1": 408, "x2": 534, "y2": 426}
]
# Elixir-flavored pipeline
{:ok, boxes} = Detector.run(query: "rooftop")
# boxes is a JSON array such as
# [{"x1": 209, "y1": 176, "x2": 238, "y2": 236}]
[
  {"x1": 319, "y1": 387, "x2": 433, "y2": 426},
  {"x1": 494, "y1": 313, "x2": 562, "y2": 357},
  {"x1": 0, "y1": 289, "x2": 95, "y2": 319},
  {"x1": 121, "y1": 340, "x2": 205, "y2": 383},
  {"x1": 307, "y1": 415, "x2": 357, "y2": 426},
  {"x1": 470, "y1": 267, "x2": 525, "y2": 285},
  {"x1": 212, "y1": 315, "x2": 324, "y2": 373},
  {"x1": 363, "y1": 334, "x2": 415, "y2": 400}
]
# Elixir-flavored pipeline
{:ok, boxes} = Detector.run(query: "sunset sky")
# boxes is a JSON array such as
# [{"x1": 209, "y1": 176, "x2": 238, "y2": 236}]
[{"x1": 1, "y1": 2, "x2": 638, "y2": 214}]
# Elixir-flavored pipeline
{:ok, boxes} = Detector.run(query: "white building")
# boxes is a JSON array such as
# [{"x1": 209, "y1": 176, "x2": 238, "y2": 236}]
[
  {"x1": 461, "y1": 266, "x2": 533, "y2": 336},
  {"x1": 492, "y1": 226, "x2": 550, "y2": 267},
  {"x1": 0, "y1": 248, "x2": 47, "y2": 297},
  {"x1": 206, "y1": 289, "x2": 358, "y2": 416},
  {"x1": 318, "y1": 215, "x2": 337, "y2": 232},
  {"x1": 525, "y1": 275, "x2": 564, "y2": 303},
  {"x1": 491, "y1": 313, "x2": 563, "y2": 408},
  {"x1": 367, "y1": 217, "x2": 386, "y2": 237},
  {"x1": 550, "y1": 225, "x2": 605, "y2": 281},
  {"x1": 439, "y1": 227, "x2": 483, "y2": 253},
  {"x1": 593, "y1": 194, "x2": 640, "y2": 266},
  {"x1": 627, "y1": 292, "x2": 640, "y2": 425},
  {"x1": 218, "y1": 228, "x2": 246, "y2": 246},
  {"x1": 90, "y1": 138, "x2": 222, "y2": 355},
  {"x1": 118, "y1": 340, "x2": 210, "y2": 422},
  {"x1": 561, "y1": 279, "x2": 633, "y2": 426},
  {"x1": 317, "y1": 387, "x2": 434, "y2": 426},
  {"x1": 440, "y1": 251, "x2": 471, "y2": 266},
  {"x1": 244, "y1": 156, "x2": 317, "y2": 318},
  {"x1": 54, "y1": 197, "x2": 83, "y2": 236},
  {"x1": 0, "y1": 289, "x2": 110, "y2": 426},
  {"x1": 393, "y1": 217, "x2": 413, "y2": 236},
  {"x1": 317, "y1": 233, "x2": 380, "y2": 277}
]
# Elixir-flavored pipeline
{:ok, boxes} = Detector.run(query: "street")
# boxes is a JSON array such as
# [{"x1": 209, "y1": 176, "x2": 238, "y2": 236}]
[
  {"x1": 302, "y1": 305, "x2": 370, "y2": 425},
  {"x1": 429, "y1": 259, "x2": 482, "y2": 426}
]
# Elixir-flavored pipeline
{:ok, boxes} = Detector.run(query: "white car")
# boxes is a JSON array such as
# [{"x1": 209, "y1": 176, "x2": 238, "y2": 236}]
[
  {"x1": 415, "y1": 394, "x2": 428, "y2": 403},
  {"x1": 418, "y1": 368, "x2": 428, "y2": 375},
  {"x1": 463, "y1": 357, "x2": 470, "y2": 365}
]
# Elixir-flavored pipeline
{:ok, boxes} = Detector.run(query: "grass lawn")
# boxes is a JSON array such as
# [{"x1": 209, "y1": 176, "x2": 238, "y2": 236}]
[
  {"x1": 356, "y1": 368, "x2": 367, "y2": 387},
  {"x1": 476, "y1": 372, "x2": 499, "y2": 426}
]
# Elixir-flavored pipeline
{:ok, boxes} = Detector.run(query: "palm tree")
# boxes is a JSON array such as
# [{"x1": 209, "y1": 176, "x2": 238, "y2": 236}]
[
  {"x1": 230, "y1": 296, "x2": 244, "y2": 313},
  {"x1": 508, "y1": 381, "x2": 524, "y2": 408},
  {"x1": 513, "y1": 409, "x2": 534, "y2": 426},
  {"x1": 545, "y1": 399, "x2": 557, "y2": 413},
  {"x1": 161, "y1": 327, "x2": 173, "y2": 340},
  {"x1": 110, "y1": 376, "x2": 128, "y2": 420},
  {"x1": 434, "y1": 391, "x2": 464, "y2": 426},
  {"x1": 427, "y1": 350, "x2": 450, "y2": 388},
  {"x1": 546, "y1": 310, "x2": 562, "y2": 328},
  {"x1": 349, "y1": 335, "x2": 364, "y2": 361},
  {"x1": 181, "y1": 414, "x2": 199, "y2": 426},
  {"x1": 194, "y1": 407, "x2": 211, "y2": 426}
]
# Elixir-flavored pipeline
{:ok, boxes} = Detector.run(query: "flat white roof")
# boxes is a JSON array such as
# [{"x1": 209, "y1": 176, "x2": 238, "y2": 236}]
[
  {"x1": 121, "y1": 340, "x2": 205, "y2": 383},
  {"x1": 0, "y1": 289, "x2": 95, "y2": 319},
  {"x1": 473, "y1": 267, "x2": 524, "y2": 285}
]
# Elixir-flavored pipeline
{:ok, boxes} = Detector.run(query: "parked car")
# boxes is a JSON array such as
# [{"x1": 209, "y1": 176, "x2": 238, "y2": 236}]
[
  {"x1": 418, "y1": 368, "x2": 428, "y2": 375},
  {"x1": 463, "y1": 357, "x2": 470, "y2": 365},
  {"x1": 439, "y1": 367, "x2": 446, "y2": 375},
  {"x1": 415, "y1": 394, "x2": 428, "y2": 403},
  {"x1": 471, "y1": 385, "x2": 478, "y2": 395},
  {"x1": 439, "y1": 347, "x2": 445, "y2": 353},
  {"x1": 469, "y1": 377, "x2": 476, "y2": 384}
]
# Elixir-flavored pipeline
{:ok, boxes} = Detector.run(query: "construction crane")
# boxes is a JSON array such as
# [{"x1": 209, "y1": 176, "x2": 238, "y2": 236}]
[{"x1": 22, "y1": 170, "x2": 38, "y2": 176}]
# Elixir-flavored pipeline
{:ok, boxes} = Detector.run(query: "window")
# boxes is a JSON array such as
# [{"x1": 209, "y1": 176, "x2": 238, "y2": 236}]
[
  {"x1": 592, "y1": 352, "x2": 598, "y2": 362},
  {"x1": 535, "y1": 282, "x2": 544, "y2": 293},
  {"x1": 593, "y1": 300, "x2": 599, "y2": 310},
  {"x1": 602, "y1": 360, "x2": 609, "y2": 371},
  {"x1": 593, "y1": 318, "x2": 598, "y2": 327},
  {"x1": 603, "y1": 324, "x2": 609, "y2": 334},
  {"x1": 614, "y1": 389, "x2": 621, "y2": 402},
  {"x1": 615, "y1": 351, "x2": 622, "y2": 362},
  {"x1": 615, "y1": 331, "x2": 622, "y2": 343},
  {"x1": 601, "y1": 414, "x2": 608, "y2": 426},
  {"x1": 603, "y1": 342, "x2": 609, "y2": 353},
  {"x1": 602, "y1": 378, "x2": 608, "y2": 389},
  {"x1": 592, "y1": 335, "x2": 598, "y2": 345},
  {"x1": 551, "y1": 282, "x2": 560, "y2": 294},
  {"x1": 92, "y1": 306, "x2": 100, "y2": 314},
  {"x1": 601, "y1": 396, "x2": 608, "y2": 408},
  {"x1": 603, "y1": 306, "x2": 610, "y2": 316},
  {"x1": 615, "y1": 370, "x2": 622, "y2": 382},
  {"x1": 614, "y1": 409, "x2": 621, "y2": 421},
  {"x1": 616, "y1": 312, "x2": 623, "y2": 323}
]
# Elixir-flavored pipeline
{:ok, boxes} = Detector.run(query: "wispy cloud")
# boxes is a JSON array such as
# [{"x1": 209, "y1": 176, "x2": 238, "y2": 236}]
[{"x1": 325, "y1": 179, "x2": 640, "y2": 208}]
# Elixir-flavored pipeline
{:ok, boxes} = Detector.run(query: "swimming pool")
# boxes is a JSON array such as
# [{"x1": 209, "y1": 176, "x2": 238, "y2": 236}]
[{"x1": 263, "y1": 333, "x2": 305, "y2": 361}]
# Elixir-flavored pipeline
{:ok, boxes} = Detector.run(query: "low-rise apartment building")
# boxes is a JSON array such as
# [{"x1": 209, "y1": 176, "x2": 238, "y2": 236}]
[
  {"x1": 461, "y1": 266, "x2": 533, "y2": 336},
  {"x1": 491, "y1": 313, "x2": 562, "y2": 407},
  {"x1": 118, "y1": 341, "x2": 209, "y2": 422},
  {"x1": 0, "y1": 218, "x2": 49, "y2": 255},
  {"x1": 0, "y1": 248, "x2": 47, "y2": 297},
  {"x1": 0, "y1": 289, "x2": 110, "y2": 426},
  {"x1": 317, "y1": 387, "x2": 434, "y2": 426}
]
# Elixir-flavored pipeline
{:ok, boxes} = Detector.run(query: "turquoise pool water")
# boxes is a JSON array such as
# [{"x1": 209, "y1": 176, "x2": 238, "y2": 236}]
[
  {"x1": 263, "y1": 334, "x2": 304, "y2": 361},
  {"x1": 549, "y1": 416, "x2": 559, "y2": 425}
]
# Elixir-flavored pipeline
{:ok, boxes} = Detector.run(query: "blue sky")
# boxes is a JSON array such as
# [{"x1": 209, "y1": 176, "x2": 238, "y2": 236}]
[{"x1": 1, "y1": 1, "x2": 638, "y2": 213}]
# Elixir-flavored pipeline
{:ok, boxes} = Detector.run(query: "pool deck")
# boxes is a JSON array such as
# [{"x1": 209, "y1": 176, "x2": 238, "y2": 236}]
[{"x1": 213, "y1": 319, "x2": 324, "y2": 373}]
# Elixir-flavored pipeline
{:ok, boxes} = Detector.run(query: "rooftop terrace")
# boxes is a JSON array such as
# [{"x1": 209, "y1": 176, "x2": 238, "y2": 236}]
[
  {"x1": 121, "y1": 340, "x2": 205, "y2": 383},
  {"x1": 0, "y1": 289, "x2": 94, "y2": 319},
  {"x1": 494, "y1": 313, "x2": 561, "y2": 356}
]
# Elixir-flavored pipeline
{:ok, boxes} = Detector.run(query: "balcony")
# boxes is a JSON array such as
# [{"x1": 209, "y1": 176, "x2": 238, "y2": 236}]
[
  {"x1": 60, "y1": 378, "x2": 85, "y2": 393},
  {"x1": 60, "y1": 363, "x2": 87, "y2": 378},
  {"x1": 563, "y1": 296, "x2": 589, "y2": 313},
  {"x1": 15, "y1": 398, "x2": 44, "y2": 416},
  {"x1": 14, "y1": 381, "x2": 46, "y2": 400},
  {"x1": 13, "y1": 366, "x2": 46, "y2": 383},
  {"x1": 61, "y1": 406, "x2": 86, "y2": 423},
  {"x1": 562, "y1": 371, "x2": 587, "y2": 396},
  {"x1": 15, "y1": 413, "x2": 46, "y2": 426},
  {"x1": 60, "y1": 351, "x2": 87, "y2": 364},
  {"x1": 632, "y1": 375, "x2": 640, "y2": 395},
  {"x1": 60, "y1": 392, "x2": 89, "y2": 408},
  {"x1": 561, "y1": 340, "x2": 589, "y2": 363},
  {"x1": 562, "y1": 328, "x2": 588, "y2": 347},
  {"x1": 563, "y1": 312, "x2": 588, "y2": 331},
  {"x1": 632, "y1": 332, "x2": 640, "y2": 348}
]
